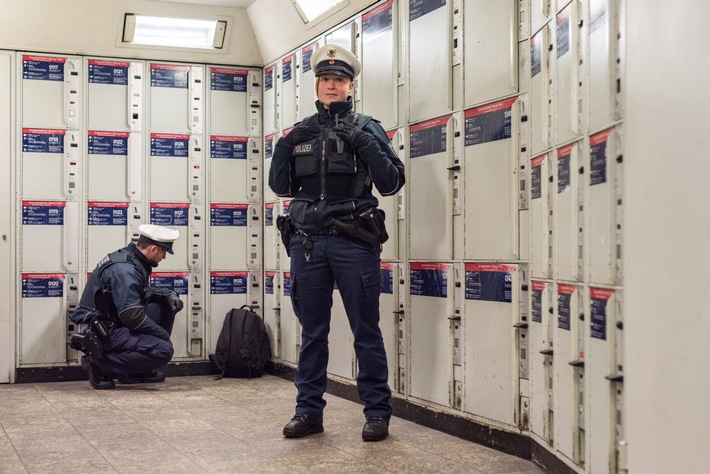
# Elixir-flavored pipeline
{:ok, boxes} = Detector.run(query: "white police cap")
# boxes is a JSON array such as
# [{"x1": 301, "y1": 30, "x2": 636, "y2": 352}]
[
  {"x1": 138, "y1": 224, "x2": 179, "y2": 254},
  {"x1": 310, "y1": 44, "x2": 361, "y2": 79}
]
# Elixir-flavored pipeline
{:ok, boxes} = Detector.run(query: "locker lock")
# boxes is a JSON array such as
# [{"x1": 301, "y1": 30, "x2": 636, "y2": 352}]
[{"x1": 513, "y1": 322, "x2": 529, "y2": 329}]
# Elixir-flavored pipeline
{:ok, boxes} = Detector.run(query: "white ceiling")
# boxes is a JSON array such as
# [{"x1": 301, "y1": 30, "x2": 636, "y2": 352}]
[{"x1": 148, "y1": 0, "x2": 258, "y2": 7}]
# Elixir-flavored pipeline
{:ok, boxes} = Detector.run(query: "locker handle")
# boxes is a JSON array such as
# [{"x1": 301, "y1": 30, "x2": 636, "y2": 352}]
[
  {"x1": 393, "y1": 309, "x2": 404, "y2": 315},
  {"x1": 447, "y1": 165, "x2": 461, "y2": 171},
  {"x1": 569, "y1": 359, "x2": 585, "y2": 367},
  {"x1": 273, "y1": 306, "x2": 281, "y2": 311},
  {"x1": 605, "y1": 373, "x2": 623, "y2": 382},
  {"x1": 448, "y1": 316, "x2": 461, "y2": 321},
  {"x1": 539, "y1": 348, "x2": 554, "y2": 355},
  {"x1": 513, "y1": 322, "x2": 528, "y2": 329}
]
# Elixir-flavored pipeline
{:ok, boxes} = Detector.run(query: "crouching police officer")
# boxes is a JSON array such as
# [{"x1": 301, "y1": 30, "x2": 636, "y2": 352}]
[
  {"x1": 69, "y1": 224, "x2": 182, "y2": 389},
  {"x1": 269, "y1": 44, "x2": 406, "y2": 441}
]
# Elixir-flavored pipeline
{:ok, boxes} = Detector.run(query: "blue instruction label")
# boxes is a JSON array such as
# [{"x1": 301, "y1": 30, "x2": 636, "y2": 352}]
[
  {"x1": 282, "y1": 56, "x2": 293, "y2": 82},
  {"x1": 210, "y1": 136, "x2": 248, "y2": 159},
  {"x1": 150, "y1": 272, "x2": 189, "y2": 296},
  {"x1": 210, "y1": 67, "x2": 247, "y2": 92},
  {"x1": 531, "y1": 155, "x2": 545, "y2": 200},
  {"x1": 531, "y1": 281, "x2": 546, "y2": 323},
  {"x1": 210, "y1": 271, "x2": 248, "y2": 295},
  {"x1": 283, "y1": 272, "x2": 292, "y2": 296},
  {"x1": 22, "y1": 201, "x2": 65, "y2": 225},
  {"x1": 150, "y1": 64, "x2": 189, "y2": 89},
  {"x1": 557, "y1": 144, "x2": 574, "y2": 193},
  {"x1": 88, "y1": 60, "x2": 129, "y2": 85},
  {"x1": 265, "y1": 65, "x2": 274, "y2": 91},
  {"x1": 302, "y1": 44, "x2": 316, "y2": 73},
  {"x1": 264, "y1": 134, "x2": 275, "y2": 159},
  {"x1": 88, "y1": 131, "x2": 129, "y2": 156},
  {"x1": 265, "y1": 272, "x2": 275, "y2": 295},
  {"x1": 22, "y1": 274, "x2": 64, "y2": 298},
  {"x1": 22, "y1": 55, "x2": 65, "y2": 81},
  {"x1": 410, "y1": 263, "x2": 448, "y2": 298},
  {"x1": 364, "y1": 0, "x2": 393, "y2": 39},
  {"x1": 557, "y1": 9, "x2": 571, "y2": 58},
  {"x1": 88, "y1": 202, "x2": 129, "y2": 226},
  {"x1": 465, "y1": 263, "x2": 515, "y2": 303},
  {"x1": 150, "y1": 203, "x2": 189, "y2": 226},
  {"x1": 464, "y1": 97, "x2": 515, "y2": 146},
  {"x1": 210, "y1": 204, "x2": 248, "y2": 226},
  {"x1": 410, "y1": 0, "x2": 446, "y2": 21},
  {"x1": 22, "y1": 128, "x2": 65, "y2": 154},
  {"x1": 531, "y1": 32, "x2": 542, "y2": 77},
  {"x1": 558, "y1": 284, "x2": 577, "y2": 331},
  {"x1": 380, "y1": 263, "x2": 395, "y2": 295},
  {"x1": 410, "y1": 116, "x2": 448, "y2": 158},
  {"x1": 150, "y1": 133, "x2": 189, "y2": 157},
  {"x1": 590, "y1": 288, "x2": 614, "y2": 340},
  {"x1": 265, "y1": 203, "x2": 275, "y2": 226},
  {"x1": 590, "y1": 128, "x2": 612, "y2": 186}
]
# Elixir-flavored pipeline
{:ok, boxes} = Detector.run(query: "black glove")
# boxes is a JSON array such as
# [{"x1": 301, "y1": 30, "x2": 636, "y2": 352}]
[
  {"x1": 334, "y1": 123, "x2": 377, "y2": 152},
  {"x1": 277, "y1": 125, "x2": 320, "y2": 150},
  {"x1": 166, "y1": 292, "x2": 184, "y2": 313}
]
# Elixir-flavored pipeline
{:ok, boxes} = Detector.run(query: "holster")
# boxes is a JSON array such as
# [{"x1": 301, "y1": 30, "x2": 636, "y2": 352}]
[
  {"x1": 276, "y1": 215, "x2": 296, "y2": 256},
  {"x1": 332, "y1": 207, "x2": 388, "y2": 245}
]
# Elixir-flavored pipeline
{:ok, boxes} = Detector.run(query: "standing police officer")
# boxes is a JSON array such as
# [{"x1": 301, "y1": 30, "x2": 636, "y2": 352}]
[
  {"x1": 70, "y1": 224, "x2": 182, "y2": 389},
  {"x1": 269, "y1": 44, "x2": 405, "y2": 441}
]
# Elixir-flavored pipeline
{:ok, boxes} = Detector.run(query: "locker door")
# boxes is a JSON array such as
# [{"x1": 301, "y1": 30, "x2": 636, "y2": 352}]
[
  {"x1": 148, "y1": 63, "x2": 194, "y2": 134},
  {"x1": 280, "y1": 271, "x2": 299, "y2": 364},
  {"x1": 409, "y1": 0, "x2": 452, "y2": 122},
  {"x1": 555, "y1": 3, "x2": 582, "y2": 144},
  {"x1": 587, "y1": 287, "x2": 617, "y2": 474},
  {"x1": 208, "y1": 271, "x2": 250, "y2": 354},
  {"x1": 463, "y1": 98, "x2": 519, "y2": 260},
  {"x1": 379, "y1": 262, "x2": 399, "y2": 391},
  {"x1": 588, "y1": 0, "x2": 622, "y2": 132},
  {"x1": 409, "y1": 116, "x2": 452, "y2": 260},
  {"x1": 19, "y1": 273, "x2": 67, "y2": 365},
  {"x1": 263, "y1": 133, "x2": 278, "y2": 202},
  {"x1": 263, "y1": 64, "x2": 277, "y2": 135},
  {"x1": 87, "y1": 131, "x2": 132, "y2": 201},
  {"x1": 409, "y1": 262, "x2": 452, "y2": 407},
  {"x1": 208, "y1": 67, "x2": 250, "y2": 136},
  {"x1": 150, "y1": 272, "x2": 190, "y2": 359},
  {"x1": 555, "y1": 141, "x2": 584, "y2": 282},
  {"x1": 0, "y1": 51, "x2": 13, "y2": 382},
  {"x1": 531, "y1": 0, "x2": 554, "y2": 35},
  {"x1": 21, "y1": 129, "x2": 78, "y2": 201},
  {"x1": 463, "y1": 0, "x2": 518, "y2": 106},
  {"x1": 530, "y1": 280, "x2": 553, "y2": 442},
  {"x1": 279, "y1": 54, "x2": 297, "y2": 130},
  {"x1": 530, "y1": 153, "x2": 551, "y2": 278},
  {"x1": 463, "y1": 263, "x2": 519, "y2": 428},
  {"x1": 86, "y1": 59, "x2": 140, "y2": 132},
  {"x1": 556, "y1": 283, "x2": 580, "y2": 463},
  {"x1": 376, "y1": 128, "x2": 404, "y2": 261},
  {"x1": 297, "y1": 40, "x2": 321, "y2": 121},
  {"x1": 361, "y1": 0, "x2": 398, "y2": 130},
  {"x1": 263, "y1": 271, "x2": 281, "y2": 358},
  {"x1": 21, "y1": 201, "x2": 79, "y2": 273},
  {"x1": 209, "y1": 135, "x2": 249, "y2": 202},
  {"x1": 588, "y1": 126, "x2": 621, "y2": 285},
  {"x1": 264, "y1": 202, "x2": 280, "y2": 271},
  {"x1": 20, "y1": 54, "x2": 81, "y2": 130},
  {"x1": 530, "y1": 24, "x2": 552, "y2": 155}
]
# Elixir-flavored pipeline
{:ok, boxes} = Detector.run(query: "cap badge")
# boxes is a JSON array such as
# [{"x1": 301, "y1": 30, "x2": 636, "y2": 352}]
[{"x1": 327, "y1": 46, "x2": 337, "y2": 65}]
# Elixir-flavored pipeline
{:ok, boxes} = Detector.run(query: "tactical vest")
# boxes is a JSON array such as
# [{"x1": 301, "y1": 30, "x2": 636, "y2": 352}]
[
  {"x1": 71, "y1": 248, "x2": 150, "y2": 325},
  {"x1": 293, "y1": 113, "x2": 373, "y2": 203}
]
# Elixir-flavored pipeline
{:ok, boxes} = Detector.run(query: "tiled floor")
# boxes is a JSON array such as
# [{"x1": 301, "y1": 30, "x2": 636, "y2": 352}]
[{"x1": 0, "y1": 375, "x2": 543, "y2": 473}]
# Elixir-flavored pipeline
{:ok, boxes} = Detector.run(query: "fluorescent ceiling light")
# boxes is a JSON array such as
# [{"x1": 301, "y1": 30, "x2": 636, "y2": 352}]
[
  {"x1": 123, "y1": 14, "x2": 226, "y2": 49},
  {"x1": 293, "y1": 0, "x2": 346, "y2": 23}
]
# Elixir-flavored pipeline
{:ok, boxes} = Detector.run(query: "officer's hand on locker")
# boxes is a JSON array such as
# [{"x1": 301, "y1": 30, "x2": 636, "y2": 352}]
[
  {"x1": 334, "y1": 123, "x2": 377, "y2": 152},
  {"x1": 278, "y1": 125, "x2": 321, "y2": 150},
  {"x1": 166, "y1": 292, "x2": 184, "y2": 313}
]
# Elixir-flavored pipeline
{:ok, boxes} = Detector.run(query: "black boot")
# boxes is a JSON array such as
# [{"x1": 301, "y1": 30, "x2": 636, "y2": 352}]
[
  {"x1": 362, "y1": 417, "x2": 389, "y2": 442},
  {"x1": 283, "y1": 414, "x2": 324, "y2": 438},
  {"x1": 81, "y1": 356, "x2": 115, "y2": 390},
  {"x1": 70, "y1": 331, "x2": 104, "y2": 360},
  {"x1": 117, "y1": 370, "x2": 166, "y2": 384}
]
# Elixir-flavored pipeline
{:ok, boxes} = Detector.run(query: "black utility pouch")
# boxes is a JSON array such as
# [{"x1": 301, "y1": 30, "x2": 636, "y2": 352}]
[
  {"x1": 356, "y1": 207, "x2": 389, "y2": 244},
  {"x1": 276, "y1": 215, "x2": 296, "y2": 257}
]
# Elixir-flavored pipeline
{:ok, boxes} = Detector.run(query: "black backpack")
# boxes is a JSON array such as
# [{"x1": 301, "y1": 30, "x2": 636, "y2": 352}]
[{"x1": 209, "y1": 305, "x2": 271, "y2": 379}]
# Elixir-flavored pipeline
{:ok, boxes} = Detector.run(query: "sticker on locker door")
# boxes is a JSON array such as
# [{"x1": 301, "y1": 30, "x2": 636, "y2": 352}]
[
  {"x1": 410, "y1": 117, "x2": 448, "y2": 158},
  {"x1": 557, "y1": 9, "x2": 571, "y2": 58},
  {"x1": 302, "y1": 44, "x2": 315, "y2": 73},
  {"x1": 464, "y1": 263, "x2": 515, "y2": 303},
  {"x1": 590, "y1": 287, "x2": 614, "y2": 340},
  {"x1": 150, "y1": 203, "x2": 189, "y2": 226},
  {"x1": 410, "y1": 0, "x2": 446, "y2": 21},
  {"x1": 283, "y1": 272, "x2": 292, "y2": 296},
  {"x1": 22, "y1": 201, "x2": 65, "y2": 225},
  {"x1": 22, "y1": 55, "x2": 64, "y2": 81},
  {"x1": 88, "y1": 60, "x2": 129, "y2": 85},
  {"x1": 531, "y1": 155, "x2": 544, "y2": 199},
  {"x1": 210, "y1": 203, "x2": 247, "y2": 226},
  {"x1": 590, "y1": 128, "x2": 613, "y2": 186},
  {"x1": 210, "y1": 136, "x2": 247, "y2": 159},
  {"x1": 88, "y1": 131, "x2": 128, "y2": 155},
  {"x1": 558, "y1": 284, "x2": 577, "y2": 330},
  {"x1": 150, "y1": 64, "x2": 189, "y2": 89},
  {"x1": 265, "y1": 203, "x2": 275, "y2": 227},
  {"x1": 88, "y1": 202, "x2": 128, "y2": 225},
  {"x1": 464, "y1": 97, "x2": 516, "y2": 146},
  {"x1": 150, "y1": 272, "x2": 189, "y2": 295},
  {"x1": 210, "y1": 68, "x2": 247, "y2": 92},
  {"x1": 22, "y1": 128, "x2": 65, "y2": 153},
  {"x1": 150, "y1": 133, "x2": 189, "y2": 157},
  {"x1": 558, "y1": 144, "x2": 573, "y2": 193},
  {"x1": 265, "y1": 65, "x2": 274, "y2": 91},
  {"x1": 265, "y1": 134, "x2": 275, "y2": 158},
  {"x1": 380, "y1": 263, "x2": 396, "y2": 294},
  {"x1": 410, "y1": 262, "x2": 448, "y2": 298},
  {"x1": 364, "y1": 0, "x2": 394, "y2": 38},
  {"x1": 282, "y1": 55, "x2": 293, "y2": 82},
  {"x1": 531, "y1": 33, "x2": 542, "y2": 77},
  {"x1": 22, "y1": 274, "x2": 64, "y2": 298},
  {"x1": 531, "y1": 281, "x2": 547, "y2": 323},
  {"x1": 210, "y1": 271, "x2": 248, "y2": 294},
  {"x1": 265, "y1": 272, "x2": 275, "y2": 295}
]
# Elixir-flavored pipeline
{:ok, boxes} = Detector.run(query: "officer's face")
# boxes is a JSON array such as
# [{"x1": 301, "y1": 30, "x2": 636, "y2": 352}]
[
  {"x1": 147, "y1": 245, "x2": 167, "y2": 266},
  {"x1": 317, "y1": 74, "x2": 353, "y2": 107}
]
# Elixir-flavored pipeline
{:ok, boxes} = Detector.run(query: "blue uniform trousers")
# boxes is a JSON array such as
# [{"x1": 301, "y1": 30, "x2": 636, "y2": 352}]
[
  {"x1": 289, "y1": 233, "x2": 392, "y2": 419},
  {"x1": 96, "y1": 303, "x2": 175, "y2": 378}
]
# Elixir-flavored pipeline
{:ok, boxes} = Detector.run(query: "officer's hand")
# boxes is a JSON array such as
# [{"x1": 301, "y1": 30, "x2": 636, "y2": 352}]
[
  {"x1": 278, "y1": 125, "x2": 320, "y2": 149},
  {"x1": 166, "y1": 292, "x2": 184, "y2": 313},
  {"x1": 334, "y1": 124, "x2": 377, "y2": 151}
]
